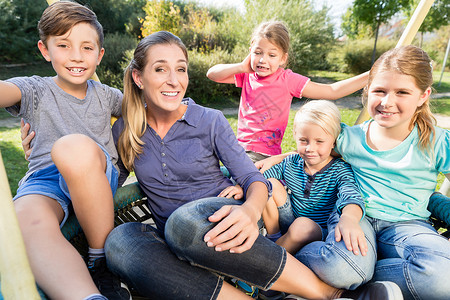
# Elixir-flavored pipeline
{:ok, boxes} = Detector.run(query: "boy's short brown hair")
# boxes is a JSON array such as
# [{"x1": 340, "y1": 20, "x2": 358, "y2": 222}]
[{"x1": 38, "y1": 1, "x2": 104, "y2": 47}]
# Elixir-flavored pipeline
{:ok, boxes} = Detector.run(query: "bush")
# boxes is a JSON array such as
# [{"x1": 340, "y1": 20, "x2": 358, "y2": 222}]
[
  {"x1": 329, "y1": 39, "x2": 396, "y2": 74},
  {"x1": 97, "y1": 32, "x2": 137, "y2": 90},
  {"x1": 186, "y1": 46, "x2": 247, "y2": 106}
]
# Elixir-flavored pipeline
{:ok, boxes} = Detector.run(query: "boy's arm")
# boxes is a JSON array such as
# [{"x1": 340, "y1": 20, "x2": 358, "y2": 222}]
[
  {"x1": 206, "y1": 54, "x2": 253, "y2": 84},
  {"x1": 335, "y1": 204, "x2": 367, "y2": 256},
  {"x1": 301, "y1": 71, "x2": 369, "y2": 100},
  {"x1": 0, "y1": 81, "x2": 22, "y2": 108}
]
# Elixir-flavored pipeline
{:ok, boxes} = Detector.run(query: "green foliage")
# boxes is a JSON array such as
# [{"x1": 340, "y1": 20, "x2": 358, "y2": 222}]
[
  {"x1": 141, "y1": 0, "x2": 181, "y2": 37},
  {"x1": 423, "y1": 25, "x2": 450, "y2": 71},
  {"x1": 77, "y1": 0, "x2": 146, "y2": 37},
  {"x1": 349, "y1": 0, "x2": 410, "y2": 31},
  {"x1": 0, "y1": 0, "x2": 145, "y2": 64},
  {"x1": 341, "y1": 8, "x2": 373, "y2": 39},
  {"x1": 336, "y1": 39, "x2": 396, "y2": 74},
  {"x1": 0, "y1": 0, "x2": 47, "y2": 63},
  {"x1": 403, "y1": 0, "x2": 449, "y2": 34},
  {"x1": 97, "y1": 33, "x2": 137, "y2": 90},
  {"x1": 186, "y1": 46, "x2": 247, "y2": 106},
  {"x1": 179, "y1": 3, "x2": 245, "y2": 54}
]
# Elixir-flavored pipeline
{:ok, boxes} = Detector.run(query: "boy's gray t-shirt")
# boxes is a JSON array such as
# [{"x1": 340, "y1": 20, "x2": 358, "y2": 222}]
[{"x1": 6, "y1": 76, "x2": 123, "y2": 185}]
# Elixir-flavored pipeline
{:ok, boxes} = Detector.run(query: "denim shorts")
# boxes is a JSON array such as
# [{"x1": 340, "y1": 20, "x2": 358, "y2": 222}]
[{"x1": 13, "y1": 145, "x2": 118, "y2": 227}]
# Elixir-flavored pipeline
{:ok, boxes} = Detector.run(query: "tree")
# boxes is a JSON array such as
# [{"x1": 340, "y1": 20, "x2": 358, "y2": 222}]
[
  {"x1": 403, "y1": 0, "x2": 449, "y2": 47},
  {"x1": 78, "y1": 0, "x2": 146, "y2": 37},
  {"x1": 342, "y1": 0, "x2": 410, "y2": 65},
  {"x1": 141, "y1": 0, "x2": 181, "y2": 37},
  {"x1": 0, "y1": 0, "x2": 47, "y2": 63}
]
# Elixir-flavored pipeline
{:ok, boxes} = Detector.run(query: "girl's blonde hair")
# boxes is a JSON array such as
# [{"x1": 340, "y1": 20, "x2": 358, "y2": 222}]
[
  {"x1": 294, "y1": 100, "x2": 341, "y2": 140},
  {"x1": 251, "y1": 21, "x2": 290, "y2": 64},
  {"x1": 363, "y1": 45, "x2": 436, "y2": 152},
  {"x1": 118, "y1": 31, "x2": 188, "y2": 171}
]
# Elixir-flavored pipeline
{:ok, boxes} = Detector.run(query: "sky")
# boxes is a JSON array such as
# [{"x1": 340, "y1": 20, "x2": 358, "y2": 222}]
[{"x1": 194, "y1": 0, "x2": 354, "y2": 34}]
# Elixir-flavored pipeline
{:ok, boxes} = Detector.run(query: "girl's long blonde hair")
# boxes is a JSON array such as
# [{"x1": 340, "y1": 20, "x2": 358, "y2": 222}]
[
  {"x1": 363, "y1": 45, "x2": 436, "y2": 152},
  {"x1": 118, "y1": 31, "x2": 188, "y2": 171}
]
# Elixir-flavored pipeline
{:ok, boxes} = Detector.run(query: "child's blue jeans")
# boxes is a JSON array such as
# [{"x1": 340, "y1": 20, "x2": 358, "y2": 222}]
[{"x1": 297, "y1": 212, "x2": 450, "y2": 300}]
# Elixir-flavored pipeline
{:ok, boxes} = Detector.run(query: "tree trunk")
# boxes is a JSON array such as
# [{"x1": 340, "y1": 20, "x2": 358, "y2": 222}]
[{"x1": 371, "y1": 20, "x2": 381, "y2": 66}]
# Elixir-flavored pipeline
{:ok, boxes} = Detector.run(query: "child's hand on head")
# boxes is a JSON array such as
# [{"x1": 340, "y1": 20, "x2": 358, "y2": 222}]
[
  {"x1": 241, "y1": 54, "x2": 253, "y2": 74},
  {"x1": 218, "y1": 185, "x2": 244, "y2": 200}
]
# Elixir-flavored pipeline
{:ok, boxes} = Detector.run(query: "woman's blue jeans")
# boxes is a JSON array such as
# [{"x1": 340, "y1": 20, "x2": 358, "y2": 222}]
[
  {"x1": 105, "y1": 197, "x2": 286, "y2": 300},
  {"x1": 296, "y1": 212, "x2": 450, "y2": 300}
]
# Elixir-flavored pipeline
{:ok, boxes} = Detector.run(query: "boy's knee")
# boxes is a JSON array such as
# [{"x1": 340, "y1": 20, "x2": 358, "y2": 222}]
[
  {"x1": 287, "y1": 218, "x2": 321, "y2": 239},
  {"x1": 52, "y1": 134, "x2": 103, "y2": 170}
]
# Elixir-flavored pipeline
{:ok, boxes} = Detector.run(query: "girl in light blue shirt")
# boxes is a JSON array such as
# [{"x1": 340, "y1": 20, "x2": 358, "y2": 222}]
[{"x1": 334, "y1": 45, "x2": 450, "y2": 300}]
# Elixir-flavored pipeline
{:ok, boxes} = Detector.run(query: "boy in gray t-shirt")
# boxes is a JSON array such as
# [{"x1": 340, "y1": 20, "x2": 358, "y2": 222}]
[{"x1": 0, "y1": 2, "x2": 129, "y2": 300}]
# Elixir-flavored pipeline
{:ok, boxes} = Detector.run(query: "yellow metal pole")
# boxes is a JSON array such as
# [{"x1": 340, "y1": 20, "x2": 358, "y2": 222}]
[
  {"x1": 354, "y1": 0, "x2": 435, "y2": 125},
  {"x1": 0, "y1": 151, "x2": 40, "y2": 299}
]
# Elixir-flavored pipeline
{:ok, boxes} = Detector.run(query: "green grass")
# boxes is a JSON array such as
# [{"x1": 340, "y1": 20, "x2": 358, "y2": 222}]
[
  {"x1": 431, "y1": 98, "x2": 450, "y2": 116},
  {"x1": 433, "y1": 71, "x2": 450, "y2": 94},
  {"x1": 0, "y1": 127, "x2": 28, "y2": 195},
  {"x1": 0, "y1": 62, "x2": 55, "y2": 80}
]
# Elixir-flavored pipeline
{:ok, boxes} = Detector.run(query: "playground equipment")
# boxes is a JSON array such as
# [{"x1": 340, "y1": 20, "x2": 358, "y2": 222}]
[{"x1": 0, "y1": 0, "x2": 448, "y2": 299}]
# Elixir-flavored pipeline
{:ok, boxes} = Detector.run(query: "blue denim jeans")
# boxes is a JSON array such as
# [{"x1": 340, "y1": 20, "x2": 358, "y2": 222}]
[
  {"x1": 295, "y1": 211, "x2": 377, "y2": 290},
  {"x1": 105, "y1": 197, "x2": 286, "y2": 299},
  {"x1": 165, "y1": 197, "x2": 286, "y2": 290},
  {"x1": 105, "y1": 222, "x2": 223, "y2": 300},
  {"x1": 368, "y1": 217, "x2": 450, "y2": 300}
]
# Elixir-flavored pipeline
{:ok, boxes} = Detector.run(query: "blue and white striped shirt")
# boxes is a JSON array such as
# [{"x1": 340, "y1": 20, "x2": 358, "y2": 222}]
[{"x1": 264, "y1": 154, "x2": 365, "y2": 228}]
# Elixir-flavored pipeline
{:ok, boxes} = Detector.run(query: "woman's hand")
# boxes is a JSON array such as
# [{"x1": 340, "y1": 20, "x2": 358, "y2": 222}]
[
  {"x1": 218, "y1": 185, "x2": 244, "y2": 200},
  {"x1": 20, "y1": 118, "x2": 34, "y2": 161},
  {"x1": 203, "y1": 202, "x2": 261, "y2": 254}
]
